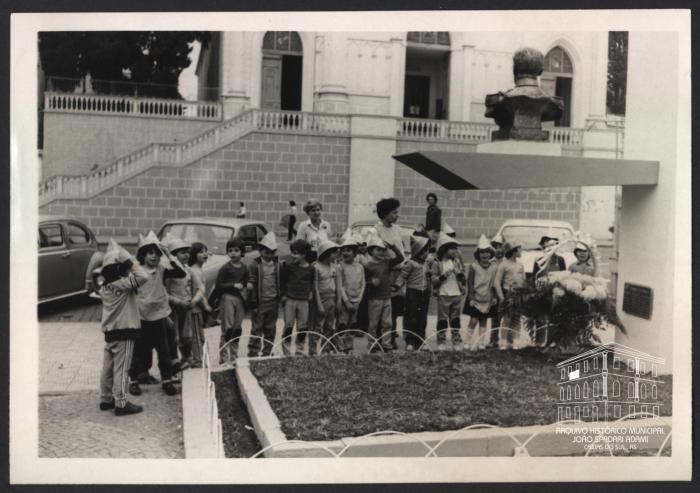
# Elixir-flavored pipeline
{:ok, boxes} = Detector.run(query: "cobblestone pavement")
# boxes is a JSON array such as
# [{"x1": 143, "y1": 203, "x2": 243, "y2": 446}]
[
  {"x1": 39, "y1": 389, "x2": 184, "y2": 458},
  {"x1": 39, "y1": 321, "x2": 184, "y2": 458}
]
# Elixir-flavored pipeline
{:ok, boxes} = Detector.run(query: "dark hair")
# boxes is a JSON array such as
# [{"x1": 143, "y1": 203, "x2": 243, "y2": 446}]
[
  {"x1": 289, "y1": 200, "x2": 296, "y2": 207},
  {"x1": 101, "y1": 264, "x2": 123, "y2": 284},
  {"x1": 239, "y1": 202, "x2": 245, "y2": 206},
  {"x1": 188, "y1": 242, "x2": 208, "y2": 266},
  {"x1": 318, "y1": 246, "x2": 338, "y2": 262},
  {"x1": 505, "y1": 247, "x2": 519, "y2": 259},
  {"x1": 376, "y1": 198, "x2": 400, "y2": 219},
  {"x1": 226, "y1": 238, "x2": 246, "y2": 257},
  {"x1": 474, "y1": 248, "x2": 495, "y2": 261},
  {"x1": 426, "y1": 193, "x2": 438, "y2": 203},
  {"x1": 136, "y1": 244, "x2": 162, "y2": 265},
  {"x1": 290, "y1": 239, "x2": 311, "y2": 255}
]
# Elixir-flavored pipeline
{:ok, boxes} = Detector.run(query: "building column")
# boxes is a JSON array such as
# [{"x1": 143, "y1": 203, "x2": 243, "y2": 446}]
[
  {"x1": 347, "y1": 115, "x2": 397, "y2": 224},
  {"x1": 388, "y1": 37, "x2": 406, "y2": 117},
  {"x1": 459, "y1": 45, "x2": 476, "y2": 122},
  {"x1": 220, "y1": 32, "x2": 251, "y2": 118},
  {"x1": 315, "y1": 33, "x2": 349, "y2": 114},
  {"x1": 447, "y1": 45, "x2": 463, "y2": 121},
  {"x1": 585, "y1": 31, "x2": 609, "y2": 128}
]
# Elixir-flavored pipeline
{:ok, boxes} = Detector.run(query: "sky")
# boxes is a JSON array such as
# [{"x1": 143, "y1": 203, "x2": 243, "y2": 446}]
[{"x1": 178, "y1": 40, "x2": 201, "y2": 100}]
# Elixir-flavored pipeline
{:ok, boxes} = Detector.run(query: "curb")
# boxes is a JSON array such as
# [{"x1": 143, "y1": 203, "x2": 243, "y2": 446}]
[{"x1": 236, "y1": 359, "x2": 672, "y2": 458}]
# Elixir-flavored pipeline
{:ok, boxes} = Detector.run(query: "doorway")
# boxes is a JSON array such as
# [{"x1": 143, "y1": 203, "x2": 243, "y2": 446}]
[
  {"x1": 541, "y1": 46, "x2": 574, "y2": 127},
  {"x1": 403, "y1": 32, "x2": 451, "y2": 120},
  {"x1": 261, "y1": 32, "x2": 303, "y2": 111}
]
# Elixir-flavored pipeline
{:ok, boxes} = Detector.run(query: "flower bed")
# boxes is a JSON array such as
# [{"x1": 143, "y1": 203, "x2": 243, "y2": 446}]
[
  {"x1": 211, "y1": 370, "x2": 261, "y2": 458},
  {"x1": 246, "y1": 351, "x2": 672, "y2": 442}
]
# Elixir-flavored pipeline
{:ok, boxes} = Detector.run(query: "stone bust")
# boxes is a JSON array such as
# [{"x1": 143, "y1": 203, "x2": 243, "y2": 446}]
[{"x1": 484, "y1": 47, "x2": 565, "y2": 141}]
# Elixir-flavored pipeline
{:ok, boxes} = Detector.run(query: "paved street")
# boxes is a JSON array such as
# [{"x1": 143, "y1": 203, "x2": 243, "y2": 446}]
[{"x1": 39, "y1": 321, "x2": 184, "y2": 458}]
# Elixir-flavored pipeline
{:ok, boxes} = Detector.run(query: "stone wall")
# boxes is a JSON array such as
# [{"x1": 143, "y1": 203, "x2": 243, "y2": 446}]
[
  {"x1": 40, "y1": 132, "x2": 351, "y2": 239},
  {"x1": 42, "y1": 111, "x2": 219, "y2": 179},
  {"x1": 394, "y1": 139, "x2": 581, "y2": 243}
]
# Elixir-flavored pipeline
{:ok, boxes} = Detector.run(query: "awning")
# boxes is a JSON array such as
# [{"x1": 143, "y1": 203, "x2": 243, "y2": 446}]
[{"x1": 392, "y1": 151, "x2": 659, "y2": 190}]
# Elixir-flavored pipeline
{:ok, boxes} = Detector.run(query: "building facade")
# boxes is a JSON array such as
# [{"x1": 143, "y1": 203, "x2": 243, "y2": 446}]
[
  {"x1": 39, "y1": 30, "x2": 623, "y2": 244},
  {"x1": 556, "y1": 342, "x2": 665, "y2": 423}
]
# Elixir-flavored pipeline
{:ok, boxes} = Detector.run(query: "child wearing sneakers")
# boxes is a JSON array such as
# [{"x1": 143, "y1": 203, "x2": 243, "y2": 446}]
[
  {"x1": 431, "y1": 233, "x2": 466, "y2": 350},
  {"x1": 280, "y1": 239, "x2": 314, "y2": 351},
  {"x1": 364, "y1": 236, "x2": 404, "y2": 351},
  {"x1": 248, "y1": 232, "x2": 281, "y2": 357},
  {"x1": 311, "y1": 240, "x2": 340, "y2": 355},
  {"x1": 213, "y1": 238, "x2": 249, "y2": 363},
  {"x1": 128, "y1": 231, "x2": 187, "y2": 397},
  {"x1": 99, "y1": 239, "x2": 149, "y2": 416},
  {"x1": 392, "y1": 235, "x2": 431, "y2": 351},
  {"x1": 163, "y1": 236, "x2": 199, "y2": 368},
  {"x1": 463, "y1": 235, "x2": 498, "y2": 350},
  {"x1": 337, "y1": 236, "x2": 365, "y2": 353},
  {"x1": 187, "y1": 242, "x2": 212, "y2": 367}
]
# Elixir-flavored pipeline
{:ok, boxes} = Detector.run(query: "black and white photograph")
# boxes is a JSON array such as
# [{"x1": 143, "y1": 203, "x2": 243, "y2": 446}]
[{"x1": 9, "y1": 8, "x2": 692, "y2": 484}]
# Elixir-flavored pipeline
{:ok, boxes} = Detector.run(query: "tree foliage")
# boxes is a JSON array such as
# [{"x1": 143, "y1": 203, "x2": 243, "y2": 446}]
[
  {"x1": 607, "y1": 31, "x2": 628, "y2": 116},
  {"x1": 39, "y1": 31, "x2": 210, "y2": 99}
]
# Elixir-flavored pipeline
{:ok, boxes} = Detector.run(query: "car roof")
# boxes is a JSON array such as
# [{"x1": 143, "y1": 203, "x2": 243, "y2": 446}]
[
  {"x1": 350, "y1": 222, "x2": 415, "y2": 230},
  {"x1": 39, "y1": 214, "x2": 87, "y2": 224},
  {"x1": 499, "y1": 219, "x2": 575, "y2": 229},
  {"x1": 159, "y1": 217, "x2": 268, "y2": 228}
]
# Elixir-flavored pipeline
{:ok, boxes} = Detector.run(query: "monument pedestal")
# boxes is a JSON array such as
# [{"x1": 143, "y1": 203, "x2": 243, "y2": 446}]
[{"x1": 476, "y1": 140, "x2": 562, "y2": 157}]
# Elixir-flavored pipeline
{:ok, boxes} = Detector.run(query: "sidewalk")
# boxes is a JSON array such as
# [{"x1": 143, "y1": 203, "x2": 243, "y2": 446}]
[{"x1": 39, "y1": 321, "x2": 184, "y2": 458}]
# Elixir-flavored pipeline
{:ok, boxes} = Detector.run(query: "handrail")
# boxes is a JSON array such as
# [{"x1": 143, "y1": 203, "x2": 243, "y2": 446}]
[{"x1": 44, "y1": 91, "x2": 223, "y2": 121}]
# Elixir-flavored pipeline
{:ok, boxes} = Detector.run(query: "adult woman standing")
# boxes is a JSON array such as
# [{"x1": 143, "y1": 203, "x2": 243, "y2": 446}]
[
  {"x1": 425, "y1": 193, "x2": 442, "y2": 239},
  {"x1": 296, "y1": 199, "x2": 333, "y2": 262}
]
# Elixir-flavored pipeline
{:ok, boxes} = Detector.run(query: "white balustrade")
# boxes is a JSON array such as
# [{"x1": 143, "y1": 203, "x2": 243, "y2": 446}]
[{"x1": 44, "y1": 92, "x2": 222, "y2": 121}]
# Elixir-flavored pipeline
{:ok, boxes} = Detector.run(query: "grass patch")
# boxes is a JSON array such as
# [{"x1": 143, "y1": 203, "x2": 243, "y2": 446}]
[
  {"x1": 249, "y1": 350, "x2": 672, "y2": 442},
  {"x1": 212, "y1": 370, "x2": 261, "y2": 458}
]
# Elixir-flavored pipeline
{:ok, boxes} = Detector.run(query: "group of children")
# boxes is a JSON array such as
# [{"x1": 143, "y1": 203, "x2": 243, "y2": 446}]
[
  {"x1": 98, "y1": 196, "x2": 597, "y2": 415},
  {"x1": 98, "y1": 232, "x2": 213, "y2": 416}
]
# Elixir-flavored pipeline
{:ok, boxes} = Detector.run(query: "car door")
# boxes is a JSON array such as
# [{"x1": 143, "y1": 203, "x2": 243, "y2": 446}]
[
  {"x1": 237, "y1": 225, "x2": 258, "y2": 253},
  {"x1": 65, "y1": 221, "x2": 95, "y2": 293},
  {"x1": 38, "y1": 222, "x2": 72, "y2": 300}
]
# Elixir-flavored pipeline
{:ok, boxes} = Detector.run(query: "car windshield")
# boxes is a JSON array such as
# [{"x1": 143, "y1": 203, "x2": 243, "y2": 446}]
[
  {"x1": 501, "y1": 226, "x2": 574, "y2": 252},
  {"x1": 160, "y1": 223, "x2": 235, "y2": 255},
  {"x1": 351, "y1": 224, "x2": 414, "y2": 252}
]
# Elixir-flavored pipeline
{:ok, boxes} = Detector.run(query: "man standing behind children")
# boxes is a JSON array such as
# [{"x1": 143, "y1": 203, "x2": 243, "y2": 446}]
[
  {"x1": 248, "y1": 232, "x2": 281, "y2": 357},
  {"x1": 431, "y1": 232, "x2": 466, "y2": 351},
  {"x1": 280, "y1": 239, "x2": 314, "y2": 354},
  {"x1": 337, "y1": 235, "x2": 365, "y2": 353},
  {"x1": 364, "y1": 236, "x2": 404, "y2": 351},
  {"x1": 99, "y1": 239, "x2": 149, "y2": 416}
]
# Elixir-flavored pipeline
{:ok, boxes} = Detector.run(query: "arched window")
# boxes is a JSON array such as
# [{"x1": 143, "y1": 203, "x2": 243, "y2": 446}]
[
  {"x1": 628, "y1": 382, "x2": 635, "y2": 398},
  {"x1": 567, "y1": 386, "x2": 572, "y2": 400},
  {"x1": 406, "y1": 31, "x2": 450, "y2": 45},
  {"x1": 652, "y1": 385, "x2": 658, "y2": 399},
  {"x1": 541, "y1": 46, "x2": 574, "y2": 127},
  {"x1": 583, "y1": 382, "x2": 589, "y2": 398},
  {"x1": 575, "y1": 385, "x2": 580, "y2": 399},
  {"x1": 560, "y1": 387, "x2": 565, "y2": 401},
  {"x1": 640, "y1": 384, "x2": 647, "y2": 399},
  {"x1": 593, "y1": 380, "x2": 599, "y2": 397},
  {"x1": 261, "y1": 32, "x2": 303, "y2": 111},
  {"x1": 613, "y1": 380, "x2": 620, "y2": 397}
]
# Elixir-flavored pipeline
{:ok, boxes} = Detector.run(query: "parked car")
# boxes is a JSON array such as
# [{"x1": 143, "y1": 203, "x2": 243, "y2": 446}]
[
  {"x1": 38, "y1": 215, "x2": 103, "y2": 303},
  {"x1": 92, "y1": 217, "x2": 290, "y2": 299},
  {"x1": 495, "y1": 219, "x2": 577, "y2": 274}
]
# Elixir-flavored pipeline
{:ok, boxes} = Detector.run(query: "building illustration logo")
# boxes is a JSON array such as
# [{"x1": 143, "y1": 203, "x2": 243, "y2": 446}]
[{"x1": 556, "y1": 342, "x2": 665, "y2": 423}]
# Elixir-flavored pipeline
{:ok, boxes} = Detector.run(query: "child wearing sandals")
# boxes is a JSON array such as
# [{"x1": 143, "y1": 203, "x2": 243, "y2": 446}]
[
  {"x1": 463, "y1": 235, "x2": 498, "y2": 350},
  {"x1": 188, "y1": 242, "x2": 212, "y2": 367}
]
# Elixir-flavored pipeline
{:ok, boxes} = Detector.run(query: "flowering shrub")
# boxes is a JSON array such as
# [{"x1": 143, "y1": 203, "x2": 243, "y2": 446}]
[{"x1": 501, "y1": 270, "x2": 624, "y2": 349}]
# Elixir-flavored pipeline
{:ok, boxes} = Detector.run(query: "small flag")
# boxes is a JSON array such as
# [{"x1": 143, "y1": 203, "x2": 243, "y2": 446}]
[{"x1": 569, "y1": 370, "x2": 580, "y2": 380}]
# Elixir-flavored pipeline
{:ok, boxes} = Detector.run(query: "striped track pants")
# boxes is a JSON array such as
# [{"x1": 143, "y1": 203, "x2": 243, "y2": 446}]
[{"x1": 100, "y1": 339, "x2": 135, "y2": 408}]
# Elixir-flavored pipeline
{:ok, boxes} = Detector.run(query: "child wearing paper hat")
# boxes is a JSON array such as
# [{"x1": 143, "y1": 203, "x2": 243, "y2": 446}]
[
  {"x1": 337, "y1": 235, "x2": 366, "y2": 352},
  {"x1": 311, "y1": 239, "x2": 340, "y2": 355},
  {"x1": 393, "y1": 235, "x2": 431, "y2": 350},
  {"x1": 248, "y1": 232, "x2": 281, "y2": 356},
  {"x1": 99, "y1": 239, "x2": 149, "y2": 416},
  {"x1": 463, "y1": 235, "x2": 499, "y2": 350},
  {"x1": 430, "y1": 232, "x2": 466, "y2": 350},
  {"x1": 129, "y1": 231, "x2": 188, "y2": 397},
  {"x1": 569, "y1": 242, "x2": 595, "y2": 276}
]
